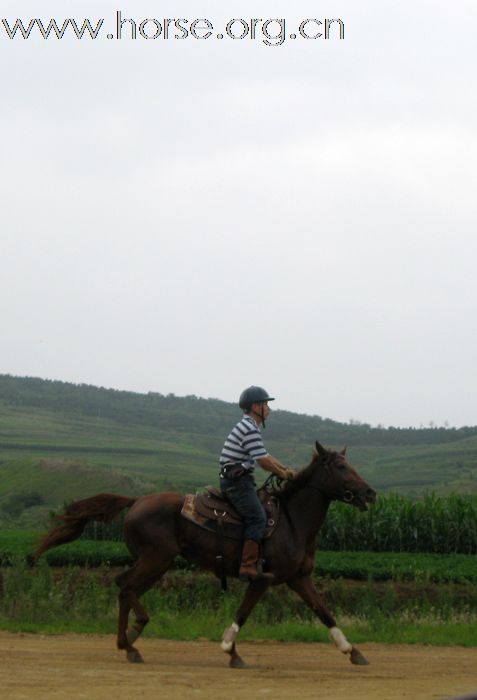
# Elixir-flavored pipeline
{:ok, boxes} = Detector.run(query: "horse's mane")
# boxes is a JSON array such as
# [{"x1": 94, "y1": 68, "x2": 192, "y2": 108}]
[{"x1": 271, "y1": 450, "x2": 336, "y2": 501}]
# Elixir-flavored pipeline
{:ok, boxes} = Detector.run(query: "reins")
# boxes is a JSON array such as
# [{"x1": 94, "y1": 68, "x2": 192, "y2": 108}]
[{"x1": 259, "y1": 472, "x2": 286, "y2": 493}]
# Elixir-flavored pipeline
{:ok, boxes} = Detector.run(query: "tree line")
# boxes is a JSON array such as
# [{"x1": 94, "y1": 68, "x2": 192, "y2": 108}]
[{"x1": 1, "y1": 373, "x2": 476, "y2": 447}]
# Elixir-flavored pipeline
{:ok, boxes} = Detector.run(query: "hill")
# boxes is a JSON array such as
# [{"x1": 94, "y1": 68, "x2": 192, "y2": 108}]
[{"x1": 0, "y1": 374, "x2": 476, "y2": 527}]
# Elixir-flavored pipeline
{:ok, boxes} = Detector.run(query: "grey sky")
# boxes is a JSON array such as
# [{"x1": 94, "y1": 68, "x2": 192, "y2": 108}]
[{"x1": 1, "y1": 1, "x2": 476, "y2": 428}]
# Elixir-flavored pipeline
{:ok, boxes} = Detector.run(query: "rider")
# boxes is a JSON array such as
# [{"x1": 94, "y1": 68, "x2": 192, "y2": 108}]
[{"x1": 219, "y1": 386, "x2": 295, "y2": 582}]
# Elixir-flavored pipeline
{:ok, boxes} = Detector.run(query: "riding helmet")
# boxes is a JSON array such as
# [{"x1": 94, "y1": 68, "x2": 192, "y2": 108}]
[{"x1": 239, "y1": 386, "x2": 275, "y2": 411}]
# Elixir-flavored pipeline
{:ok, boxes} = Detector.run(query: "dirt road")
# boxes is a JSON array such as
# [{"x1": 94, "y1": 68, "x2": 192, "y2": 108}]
[{"x1": 1, "y1": 631, "x2": 476, "y2": 700}]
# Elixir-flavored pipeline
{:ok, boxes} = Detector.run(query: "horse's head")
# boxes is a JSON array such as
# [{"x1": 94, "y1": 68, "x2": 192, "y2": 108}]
[{"x1": 310, "y1": 440, "x2": 376, "y2": 511}]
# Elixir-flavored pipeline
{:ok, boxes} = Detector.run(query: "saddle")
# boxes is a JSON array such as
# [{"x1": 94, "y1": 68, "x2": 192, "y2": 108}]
[{"x1": 181, "y1": 486, "x2": 279, "y2": 541}]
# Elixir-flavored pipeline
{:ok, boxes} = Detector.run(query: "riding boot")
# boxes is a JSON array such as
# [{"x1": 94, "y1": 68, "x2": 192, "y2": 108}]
[{"x1": 239, "y1": 540, "x2": 274, "y2": 582}]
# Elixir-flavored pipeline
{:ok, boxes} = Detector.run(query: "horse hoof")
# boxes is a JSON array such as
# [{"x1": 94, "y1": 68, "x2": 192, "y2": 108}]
[
  {"x1": 229, "y1": 656, "x2": 246, "y2": 669},
  {"x1": 350, "y1": 647, "x2": 369, "y2": 666},
  {"x1": 127, "y1": 649, "x2": 145, "y2": 664}
]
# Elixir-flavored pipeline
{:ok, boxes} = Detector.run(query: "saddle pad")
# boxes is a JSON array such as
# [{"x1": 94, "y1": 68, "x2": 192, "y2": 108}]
[{"x1": 181, "y1": 490, "x2": 279, "y2": 541}]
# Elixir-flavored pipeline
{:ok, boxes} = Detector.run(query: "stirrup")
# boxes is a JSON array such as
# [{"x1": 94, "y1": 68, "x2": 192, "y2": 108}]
[{"x1": 239, "y1": 558, "x2": 275, "y2": 582}]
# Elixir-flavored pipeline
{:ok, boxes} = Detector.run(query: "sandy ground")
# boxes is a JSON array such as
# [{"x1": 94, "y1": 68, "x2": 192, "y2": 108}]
[{"x1": 1, "y1": 632, "x2": 476, "y2": 700}]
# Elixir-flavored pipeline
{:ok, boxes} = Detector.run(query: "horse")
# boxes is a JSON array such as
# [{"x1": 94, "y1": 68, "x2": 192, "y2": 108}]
[{"x1": 34, "y1": 440, "x2": 376, "y2": 667}]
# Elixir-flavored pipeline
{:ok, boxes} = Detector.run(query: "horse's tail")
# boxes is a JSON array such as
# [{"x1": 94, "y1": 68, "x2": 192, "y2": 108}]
[{"x1": 33, "y1": 493, "x2": 137, "y2": 563}]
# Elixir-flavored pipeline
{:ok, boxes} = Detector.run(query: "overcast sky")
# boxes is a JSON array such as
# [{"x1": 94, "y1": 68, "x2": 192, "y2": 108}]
[{"x1": 1, "y1": 1, "x2": 476, "y2": 428}]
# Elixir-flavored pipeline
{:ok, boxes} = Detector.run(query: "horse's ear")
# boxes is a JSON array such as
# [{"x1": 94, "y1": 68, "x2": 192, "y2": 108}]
[
  {"x1": 340, "y1": 446, "x2": 347, "y2": 456},
  {"x1": 315, "y1": 440, "x2": 327, "y2": 458}
]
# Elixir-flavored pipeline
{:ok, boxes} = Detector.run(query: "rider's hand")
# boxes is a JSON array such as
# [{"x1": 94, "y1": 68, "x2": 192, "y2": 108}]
[{"x1": 282, "y1": 468, "x2": 296, "y2": 481}]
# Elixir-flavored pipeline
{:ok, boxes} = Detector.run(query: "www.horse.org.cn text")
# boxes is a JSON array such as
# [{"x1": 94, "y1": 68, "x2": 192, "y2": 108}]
[{"x1": 1, "y1": 14, "x2": 345, "y2": 46}]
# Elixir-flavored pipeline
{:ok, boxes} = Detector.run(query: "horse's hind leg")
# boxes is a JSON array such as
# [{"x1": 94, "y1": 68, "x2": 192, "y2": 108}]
[
  {"x1": 116, "y1": 563, "x2": 149, "y2": 663},
  {"x1": 221, "y1": 580, "x2": 269, "y2": 669},
  {"x1": 116, "y1": 553, "x2": 173, "y2": 663},
  {"x1": 287, "y1": 575, "x2": 369, "y2": 666}
]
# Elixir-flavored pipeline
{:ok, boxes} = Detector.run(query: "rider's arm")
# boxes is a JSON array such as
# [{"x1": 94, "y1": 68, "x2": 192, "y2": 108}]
[{"x1": 257, "y1": 455, "x2": 295, "y2": 480}]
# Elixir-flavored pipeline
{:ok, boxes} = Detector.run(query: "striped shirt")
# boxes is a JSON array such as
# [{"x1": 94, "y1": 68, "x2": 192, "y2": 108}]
[{"x1": 219, "y1": 415, "x2": 269, "y2": 472}]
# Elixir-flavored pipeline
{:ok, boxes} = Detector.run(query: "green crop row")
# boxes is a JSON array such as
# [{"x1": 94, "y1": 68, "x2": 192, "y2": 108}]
[
  {"x1": 0, "y1": 532, "x2": 132, "y2": 567},
  {"x1": 314, "y1": 550, "x2": 477, "y2": 583},
  {"x1": 1, "y1": 531, "x2": 476, "y2": 583}
]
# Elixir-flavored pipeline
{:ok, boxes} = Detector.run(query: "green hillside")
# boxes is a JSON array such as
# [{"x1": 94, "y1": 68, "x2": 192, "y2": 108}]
[{"x1": 0, "y1": 374, "x2": 476, "y2": 528}]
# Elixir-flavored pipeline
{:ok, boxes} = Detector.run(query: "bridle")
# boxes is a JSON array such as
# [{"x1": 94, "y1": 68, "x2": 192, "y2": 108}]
[
  {"x1": 308, "y1": 480, "x2": 355, "y2": 504},
  {"x1": 308, "y1": 458, "x2": 356, "y2": 504}
]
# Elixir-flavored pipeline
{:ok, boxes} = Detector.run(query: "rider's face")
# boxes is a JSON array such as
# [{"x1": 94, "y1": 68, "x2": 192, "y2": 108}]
[
  {"x1": 251, "y1": 401, "x2": 270, "y2": 423},
  {"x1": 261, "y1": 402, "x2": 271, "y2": 419}
]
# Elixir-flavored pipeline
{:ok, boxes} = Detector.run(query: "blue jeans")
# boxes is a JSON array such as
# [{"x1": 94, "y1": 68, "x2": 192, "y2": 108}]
[{"x1": 220, "y1": 474, "x2": 267, "y2": 542}]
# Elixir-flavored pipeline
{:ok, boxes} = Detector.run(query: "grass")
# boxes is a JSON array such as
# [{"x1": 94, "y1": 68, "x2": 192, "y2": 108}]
[
  {"x1": 1, "y1": 604, "x2": 476, "y2": 647},
  {"x1": 1, "y1": 561, "x2": 476, "y2": 646},
  {"x1": 0, "y1": 401, "x2": 221, "y2": 495}
]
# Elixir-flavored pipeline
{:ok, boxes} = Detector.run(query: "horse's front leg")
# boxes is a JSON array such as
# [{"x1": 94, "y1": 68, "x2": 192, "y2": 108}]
[
  {"x1": 221, "y1": 579, "x2": 269, "y2": 668},
  {"x1": 287, "y1": 575, "x2": 369, "y2": 666}
]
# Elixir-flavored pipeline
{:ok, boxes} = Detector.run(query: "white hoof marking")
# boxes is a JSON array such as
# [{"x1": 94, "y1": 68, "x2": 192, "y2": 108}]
[
  {"x1": 221, "y1": 622, "x2": 240, "y2": 652},
  {"x1": 329, "y1": 626, "x2": 352, "y2": 654}
]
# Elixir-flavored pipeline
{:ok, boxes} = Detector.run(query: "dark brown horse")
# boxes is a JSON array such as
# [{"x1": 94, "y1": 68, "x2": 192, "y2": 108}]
[{"x1": 35, "y1": 441, "x2": 376, "y2": 667}]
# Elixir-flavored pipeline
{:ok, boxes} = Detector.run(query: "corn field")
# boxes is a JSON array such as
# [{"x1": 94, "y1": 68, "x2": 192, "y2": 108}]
[
  {"x1": 81, "y1": 493, "x2": 477, "y2": 555},
  {"x1": 318, "y1": 493, "x2": 477, "y2": 554}
]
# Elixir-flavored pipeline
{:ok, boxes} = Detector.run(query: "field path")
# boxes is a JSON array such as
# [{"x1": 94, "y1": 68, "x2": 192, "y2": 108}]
[{"x1": 1, "y1": 631, "x2": 476, "y2": 699}]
